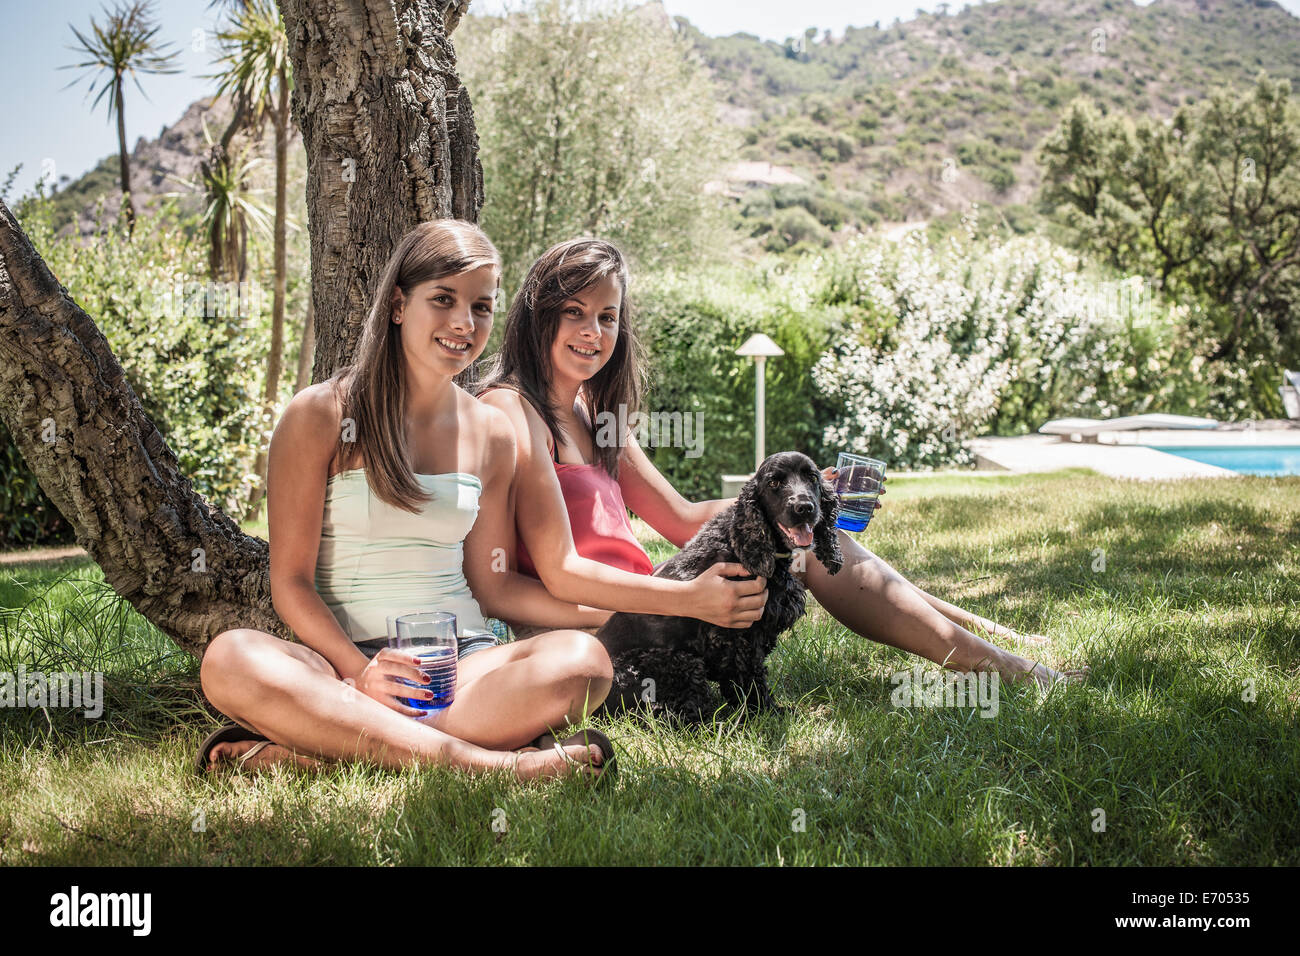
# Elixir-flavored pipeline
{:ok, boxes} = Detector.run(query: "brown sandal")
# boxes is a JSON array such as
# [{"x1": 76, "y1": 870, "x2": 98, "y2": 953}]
[
  {"x1": 194, "y1": 721, "x2": 270, "y2": 775},
  {"x1": 530, "y1": 727, "x2": 618, "y2": 780}
]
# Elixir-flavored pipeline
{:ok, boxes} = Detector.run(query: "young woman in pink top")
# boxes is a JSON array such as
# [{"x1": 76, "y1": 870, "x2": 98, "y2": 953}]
[{"x1": 479, "y1": 238, "x2": 1087, "y2": 687}]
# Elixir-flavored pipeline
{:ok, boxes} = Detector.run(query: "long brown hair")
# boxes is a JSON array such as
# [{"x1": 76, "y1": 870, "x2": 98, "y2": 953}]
[
  {"x1": 330, "y1": 219, "x2": 500, "y2": 512},
  {"x1": 478, "y1": 238, "x2": 646, "y2": 477}
]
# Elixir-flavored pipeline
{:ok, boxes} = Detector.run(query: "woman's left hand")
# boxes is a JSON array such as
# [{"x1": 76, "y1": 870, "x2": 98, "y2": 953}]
[{"x1": 821, "y1": 466, "x2": 886, "y2": 512}]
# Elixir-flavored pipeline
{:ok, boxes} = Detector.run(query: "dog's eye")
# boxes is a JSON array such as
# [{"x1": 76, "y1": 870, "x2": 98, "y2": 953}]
[{"x1": 768, "y1": 478, "x2": 780, "y2": 489}]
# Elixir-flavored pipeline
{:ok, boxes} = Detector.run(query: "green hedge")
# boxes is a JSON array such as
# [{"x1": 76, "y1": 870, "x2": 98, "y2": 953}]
[{"x1": 635, "y1": 263, "x2": 844, "y2": 500}]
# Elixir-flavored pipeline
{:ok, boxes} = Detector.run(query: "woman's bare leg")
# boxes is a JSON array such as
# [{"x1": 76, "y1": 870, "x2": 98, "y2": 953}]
[
  {"x1": 905, "y1": 582, "x2": 1050, "y2": 646},
  {"x1": 828, "y1": 487, "x2": 1046, "y2": 645},
  {"x1": 199, "y1": 628, "x2": 605, "y2": 777},
  {"x1": 802, "y1": 531, "x2": 1085, "y2": 686},
  {"x1": 433, "y1": 629, "x2": 612, "y2": 750}
]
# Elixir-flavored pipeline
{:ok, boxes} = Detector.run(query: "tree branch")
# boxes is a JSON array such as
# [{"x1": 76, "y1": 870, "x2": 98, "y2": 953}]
[{"x1": 0, "y1": 199, "x2": 287, "y2": 656}]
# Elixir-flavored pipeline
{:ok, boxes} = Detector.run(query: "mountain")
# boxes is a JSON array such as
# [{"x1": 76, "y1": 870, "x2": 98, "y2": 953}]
[
  {"x1": 681, "y1": 0, "x2": 1300, "y2": 235},
  {"x1": 34, "y1": 94, "x2": 300, "y2": 238},
  {"x1": 28, "y1": 0, "x2": 1300, "y2": 241}
]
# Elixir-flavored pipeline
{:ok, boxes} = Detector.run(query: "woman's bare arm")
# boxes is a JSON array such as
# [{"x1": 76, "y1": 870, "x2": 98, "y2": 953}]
[
  {"x1": 477, "y1": 390, "x2": 766, "y2": 627},
  {"x1": 266, "y1": 384, "x2": 372, "y2": 681},
  {"x1": 463, "y1": 407, "x2": 612, "y2": 628},
  {"x1": 616, "y1": 438, "x2": 731, "y2": 548}
]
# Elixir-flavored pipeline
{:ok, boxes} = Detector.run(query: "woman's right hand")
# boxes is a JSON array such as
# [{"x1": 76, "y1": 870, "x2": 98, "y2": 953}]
[
  {"x1": 351, "y1": 648, "x2": 434, "y2": 717},
  {"x1": 687, "y1": 561, "x2": 768, "y2": 629}
]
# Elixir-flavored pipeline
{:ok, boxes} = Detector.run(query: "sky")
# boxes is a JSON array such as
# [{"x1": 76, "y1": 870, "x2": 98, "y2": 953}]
[{"x1": 3, "y1": 0, "x2": 1299, "y2": 200}]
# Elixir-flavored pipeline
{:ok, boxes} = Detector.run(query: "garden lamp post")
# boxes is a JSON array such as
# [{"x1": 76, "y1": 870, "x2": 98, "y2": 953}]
[{"x1": 736, "y1": 333, "x2": 785, "y2": 472}]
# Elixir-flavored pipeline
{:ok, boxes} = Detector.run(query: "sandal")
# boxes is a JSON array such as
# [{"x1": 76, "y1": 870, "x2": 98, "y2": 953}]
[
  {"x1": 194, "y1": 721, "x2": 271, "y2": 775},
  {"x1": 530, "y1": 727, "x2": 618, "y2": 781}
]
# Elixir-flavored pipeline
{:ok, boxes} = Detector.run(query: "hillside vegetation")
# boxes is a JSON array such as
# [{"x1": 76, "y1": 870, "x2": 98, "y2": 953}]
[
  {"x1": 686, "y1": 0, "x2": 1300, "y2": 236},
  {"x1": 28, "y1": 1, "x2": 1300, "y2": 242}
]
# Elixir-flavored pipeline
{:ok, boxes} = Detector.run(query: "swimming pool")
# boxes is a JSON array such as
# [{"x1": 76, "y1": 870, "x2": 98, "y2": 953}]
[{"x1": 1150, "y1": 445, "x2": 1300, "y2": 476}]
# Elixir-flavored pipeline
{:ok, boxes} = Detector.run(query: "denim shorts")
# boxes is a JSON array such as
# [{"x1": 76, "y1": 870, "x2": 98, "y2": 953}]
[
  {"x1": 508, "y1": 623, "x2": 601, "y2": 642},
  {"x1": 354, "y1": 628, "x2": 499, "y2": 662}
]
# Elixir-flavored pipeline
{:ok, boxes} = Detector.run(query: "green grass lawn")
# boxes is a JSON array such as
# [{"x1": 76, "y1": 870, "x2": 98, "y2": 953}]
[{"x1": 1, "y1": 470, "x2": 1297, "y2": 865}]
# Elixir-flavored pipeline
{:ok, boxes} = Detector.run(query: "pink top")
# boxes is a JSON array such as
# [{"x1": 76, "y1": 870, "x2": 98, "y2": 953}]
[{"x1": 517, "y1": 450, "x2": 655, "y2": 580}]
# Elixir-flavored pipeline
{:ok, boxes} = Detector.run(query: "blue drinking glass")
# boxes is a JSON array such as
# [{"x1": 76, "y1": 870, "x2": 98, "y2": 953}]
[
  {"x1": 834, "y1": 452, "x2": 886, "y2": 532},
  {"x1": 390, "y1": 611, "x2": 458, "y2": 715}
]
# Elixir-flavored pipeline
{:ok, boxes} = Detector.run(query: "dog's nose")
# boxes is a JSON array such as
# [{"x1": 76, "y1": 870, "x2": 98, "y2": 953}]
[{"x1": 792, "y1": 499, "x2": 815, "y2": 521}]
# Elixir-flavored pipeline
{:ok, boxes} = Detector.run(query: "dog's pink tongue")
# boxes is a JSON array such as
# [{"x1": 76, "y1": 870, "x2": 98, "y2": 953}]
[{"x1": 781, "y1": 523, "x2": 814, "y2": 548}]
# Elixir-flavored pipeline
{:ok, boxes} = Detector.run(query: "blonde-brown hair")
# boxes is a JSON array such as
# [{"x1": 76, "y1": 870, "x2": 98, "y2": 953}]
[{"x1": 330, "y1": 219, "x2": 500, "y2": 512}]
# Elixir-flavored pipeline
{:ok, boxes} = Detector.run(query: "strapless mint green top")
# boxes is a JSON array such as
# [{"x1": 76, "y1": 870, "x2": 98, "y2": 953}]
[{"x1": 314, "y1": 468, "x2": 488, "y2": 641}]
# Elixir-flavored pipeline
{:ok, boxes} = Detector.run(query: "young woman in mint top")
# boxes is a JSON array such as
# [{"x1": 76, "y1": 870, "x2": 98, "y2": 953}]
[
  {"x1": 199, "y1": 222, "x2": 597, "y2": 778},
  {"x1": 480, "y1": 238, "x2": 1087, "y2": 686}
]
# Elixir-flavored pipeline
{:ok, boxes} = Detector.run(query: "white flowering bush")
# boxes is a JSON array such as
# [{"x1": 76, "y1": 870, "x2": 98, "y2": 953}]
[{"x1": 813, "y1": 211, "x2": 1204, "y2": 468}]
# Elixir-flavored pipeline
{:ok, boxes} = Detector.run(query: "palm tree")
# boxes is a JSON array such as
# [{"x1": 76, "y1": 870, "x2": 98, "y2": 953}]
[
  {"x1": 201, "y1": 0, "x2": 254, "y2": 277},
  {"x1": 212, "y1": 0, "x2": 293, "y2": 519},
  {"x1": 175, "y1": 120, "x2": 273, "y2": 283},
  {"x1": 62, "y1": 0, "x2": 179, "y2": 236},
  {"x1": 201, "y1": 152, "x2": 269, "y2": 284}
]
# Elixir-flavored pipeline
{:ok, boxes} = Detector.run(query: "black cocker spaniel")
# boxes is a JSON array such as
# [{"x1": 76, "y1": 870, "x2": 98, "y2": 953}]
[{"x1": 596, "y1": 451, "x2": 844, "y2": 723}]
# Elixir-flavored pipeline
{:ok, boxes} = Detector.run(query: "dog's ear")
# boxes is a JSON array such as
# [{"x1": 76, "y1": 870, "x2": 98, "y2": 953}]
[
  {"x1": 729, "y1": 479, "x2": 777, "y2": 579},
  {"x1": 814, "y1": 472, "x2": 844, "y2": 574}
]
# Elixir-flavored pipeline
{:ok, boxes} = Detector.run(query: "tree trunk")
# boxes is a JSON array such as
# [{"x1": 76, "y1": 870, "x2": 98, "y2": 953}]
[
  {"x1": 0, "y1": 0, "x2": 480, "y2": 657},
  {"x1": 282, "y1": 0, "x2": 483, "y2": 382},
  {"x1": 244, "y1": 70, "x2": 293, "y2": 521},
  {"x1": 114, "y1": 76, "x2": 136, "y2": 236},
  {"x1": 219, "y1": 91, "x2": 250, "y2": 156},
  {"x1": 294, "y1": 297, "x2": 316, "y2": 394}
]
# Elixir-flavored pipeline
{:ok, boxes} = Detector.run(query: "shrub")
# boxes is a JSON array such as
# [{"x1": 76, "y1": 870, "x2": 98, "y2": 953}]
[
  {"x1": 813, "y1": 214, "x2": 1212, "y2": 468},
  {"x1": 0, "y1": 420, "x2": 76, "y2": 549},
  {"x1": 769, "y1": 184, "x2": 854, "y2": 229},
  {"x1": 763, "y1": 206, "x2": 832, "y2": 252},
  {"x1": 632, "y1": 221, "x2": 1206, "y2": 490},
  {"x1": 5, "y1": 194, "x2": 268, "y2": 536},
  {"x1": 776, "y1": 122, "x2": 854, "y2": 162},
  {"x1": 634, "y1": 263, "x2": 843, "y2": 499}
]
